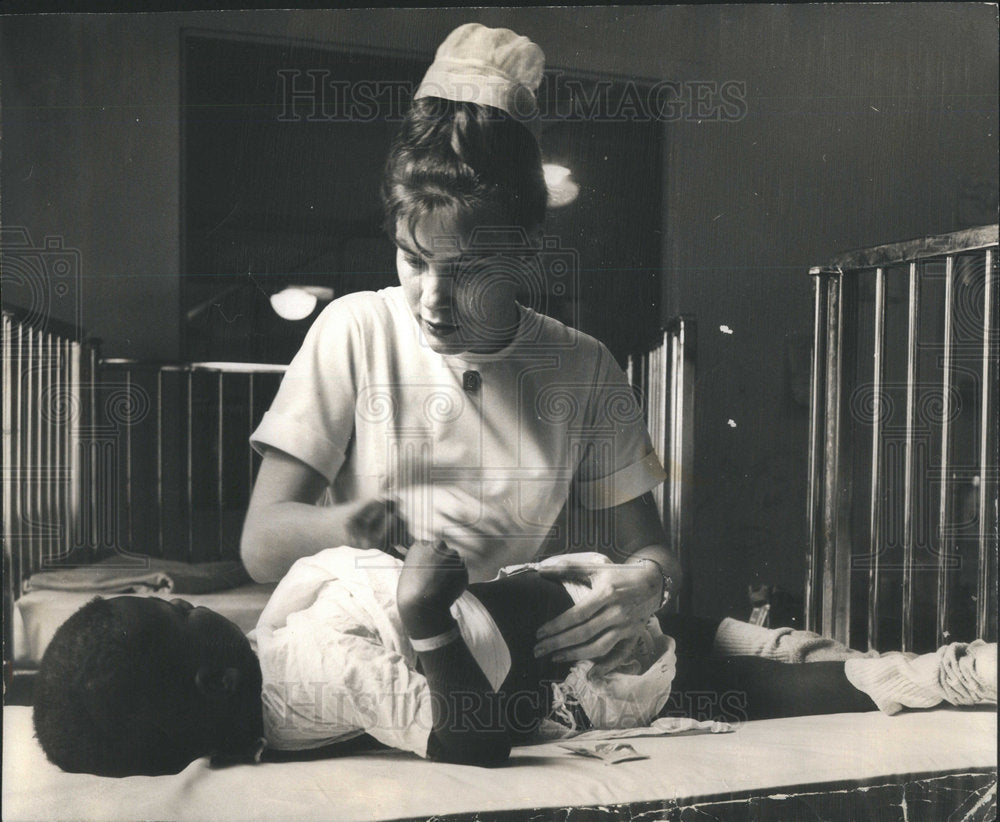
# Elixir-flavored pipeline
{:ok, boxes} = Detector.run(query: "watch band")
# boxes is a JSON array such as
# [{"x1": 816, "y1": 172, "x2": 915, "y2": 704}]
[{"x1": 631, "y1": 556, "x2": 673, "y2": 611}]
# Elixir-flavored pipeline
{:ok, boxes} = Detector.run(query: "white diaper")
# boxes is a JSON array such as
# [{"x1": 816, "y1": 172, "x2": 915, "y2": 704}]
[
  {"x1": 554, "y1": 618, "x2": 677, "y2": 730},
  {"x1": 495, "y1": 554, "x2": 678, "y2": 732}
]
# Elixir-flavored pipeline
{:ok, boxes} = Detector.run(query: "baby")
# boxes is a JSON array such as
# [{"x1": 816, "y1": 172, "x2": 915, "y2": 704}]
[
  {"x1": 32, "y1": 542, "x2": 676, "y2": 775},
  {"x1": 33, "y1": 540, "x2": 996, "y2": 776}
]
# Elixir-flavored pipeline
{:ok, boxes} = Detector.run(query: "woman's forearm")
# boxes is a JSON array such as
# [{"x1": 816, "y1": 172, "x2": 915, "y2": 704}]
[{"x1": 240, "y1": 500, "x2": 356, "y2": 582}]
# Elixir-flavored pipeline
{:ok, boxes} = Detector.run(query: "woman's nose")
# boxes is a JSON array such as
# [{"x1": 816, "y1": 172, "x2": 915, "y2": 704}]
[{"x1": 420, "y1": 269, "x2": 454, "y2": 311}]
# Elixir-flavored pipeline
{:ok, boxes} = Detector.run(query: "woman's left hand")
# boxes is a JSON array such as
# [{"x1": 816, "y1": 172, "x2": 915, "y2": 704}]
[{"x1": 532, "y1": 555, "x2": 662, "y2": 675}]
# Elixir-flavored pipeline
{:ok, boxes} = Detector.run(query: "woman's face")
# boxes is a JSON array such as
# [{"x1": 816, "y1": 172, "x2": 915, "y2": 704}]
[{"x1": 395, "y1": 209, "x2": 522, "y2": 356}]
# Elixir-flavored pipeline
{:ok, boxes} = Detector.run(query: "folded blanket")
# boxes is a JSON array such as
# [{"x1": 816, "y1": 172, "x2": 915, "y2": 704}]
[{"x1": 22, "y1": 557, "x2": 251, "y2": 595}]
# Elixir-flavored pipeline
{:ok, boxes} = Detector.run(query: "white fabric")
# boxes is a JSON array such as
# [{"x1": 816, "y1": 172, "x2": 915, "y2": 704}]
[
  {"x1": 253, "y1": 547, "x2": 509, "y2": 756},
  {"x1": 845, "y1": 641, "x2": 998, "y2": 715},
  {"x1": 414, "y1": 23, "x2": 545, "y2": 121},
  {"x1": 251, "y1": 287, "x2": 665, "y2": 583},
  {"x1": 711, "y1": 616, "x2": 875, "y2": 663},
  {"x1": 13, "y1": 583, "x2": 275, "y2": 666},
  {"x1": 5, "y1": 704, "x2": 995, "y2": 822}
]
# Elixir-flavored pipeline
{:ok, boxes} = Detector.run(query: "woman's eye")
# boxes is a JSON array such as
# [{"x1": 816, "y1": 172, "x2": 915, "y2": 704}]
[{"x1": 402, "y1": 254, "x2": 424, "y2": 269}]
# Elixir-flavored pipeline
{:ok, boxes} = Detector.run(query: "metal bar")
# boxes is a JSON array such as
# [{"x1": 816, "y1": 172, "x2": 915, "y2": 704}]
[
  {"x1": 805, "y1": 271, "x2": 830, "y2": 634},
  {"x1": 248, "y1": 373, "x2": 255, "y2": 493},
  {"x1": 821, "y1": 225, "x2": 998, "y2": 273},
  {"x1": 125, "y1": 368, "x2": 133, "y2": 551},
  {"x1": 672, "y1": 317, "x2": 696, "y2": 615},
  {"x1": 55, "y1": 338, "x2": 64, "y2": 561},
  {"x1": 44, "y1": 332, "x2": 53, "y2": 569},
  {"x1": 668, "y1": 328, "x2": 681, "y2": 551},
  {"x1": 157, "y1": 369, "x2": 164, "y2": 556},
  {"x1": 977, "y1": 249, "x2": 997, "y2": 639},
  {"x1": 217, "y1": 372, "x2": 225, "y2": 558},
  {"x1": 936, "y1": 256, "x2": 956, "y2": 646},
  {"x1": 89, "y1": 342, "x2": 98, "y2": 552},
  {"x1": 69, "y1": 339, "x2": 81, "y2": 556},
  {"x1": 658, "y1": 328, "x2": 669, "y2": 525},
  {"x1": 29, "y1": 329, "x2": 38, "y2": 574},
  {"x1": 187, "y1": 369, "x2": 194, "y2": 562},
  {"x1": 831, "y1": 273, "x2": 856, "y2": 645},
  {"x1": 2, "y1": 314, "x2": 16, "y2": 606},
  {"x1": 901, "y1": 261, "x2": 920, "y2": 652},
  {"x1": 867, "y1": 267, "x2": 886, "y2": 651}
]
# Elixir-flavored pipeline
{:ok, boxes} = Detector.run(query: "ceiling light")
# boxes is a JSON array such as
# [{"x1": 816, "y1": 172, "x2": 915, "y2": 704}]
[
  {"x1": 270, "y1": 286, "x2": 334, "y2": 321},
  {"x1": 543, "y1": 163, "x2": 579, "y2": 208}
]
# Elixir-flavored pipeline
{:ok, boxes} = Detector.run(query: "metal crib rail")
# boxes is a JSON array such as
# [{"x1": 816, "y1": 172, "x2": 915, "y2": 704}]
[
  {"x1": 806, "y1": 225, "x2": 998, "y2": 651},
  {"x1": 2, "y1": 308, "x2": 94, "y2": 661},
  {"x1": 95, "y1": 358, "x2": 287, "y2": 564},
  {"x1": 627, "y1": 315, "x2": 696, "y2": 614}
]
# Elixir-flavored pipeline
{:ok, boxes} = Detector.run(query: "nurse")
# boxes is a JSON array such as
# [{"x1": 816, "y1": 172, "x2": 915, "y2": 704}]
[{"x1": 241, "y1": 23, "x2": 681, "y2": 670}]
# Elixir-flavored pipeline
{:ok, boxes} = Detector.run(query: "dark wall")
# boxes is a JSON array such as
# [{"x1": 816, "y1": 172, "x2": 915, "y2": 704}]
[
  {"x1": 664, "y1": 4, "x2": 999, "y2": 620},
  {"x1": 2, "y1": 15, "x2": 182, "y2": 359}
]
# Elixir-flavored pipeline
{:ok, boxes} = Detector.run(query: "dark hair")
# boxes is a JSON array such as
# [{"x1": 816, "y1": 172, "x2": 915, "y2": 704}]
[
  {"x1": 382, "y1": 97, "x2": 547, "y2": 250},
  {"x1": 33, "y1": 598, "x2": 262, "y2": 777}
]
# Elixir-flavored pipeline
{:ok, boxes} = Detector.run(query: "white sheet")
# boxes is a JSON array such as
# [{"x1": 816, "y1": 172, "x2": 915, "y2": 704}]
[
  {"x1": 13, "y1": 584, "x2": 275, "y2": 665},
  {"x1": 3, "y1": 705, "x2": 995, "y2": 822}
]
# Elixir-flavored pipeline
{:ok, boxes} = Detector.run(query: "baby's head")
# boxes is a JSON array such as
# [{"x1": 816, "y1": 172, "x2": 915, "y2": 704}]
[{"x1": 33, "y1": 596, "x2": 263, "y2": 777}]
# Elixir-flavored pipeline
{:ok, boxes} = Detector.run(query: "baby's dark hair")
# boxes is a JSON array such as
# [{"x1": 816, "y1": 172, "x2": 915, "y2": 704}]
[
  {"x1": 33, "y1": 597, "x2": 262, "y2": 777},
  {"x1": 382, "y1": 97, "x2": 547, "y2": 250}
]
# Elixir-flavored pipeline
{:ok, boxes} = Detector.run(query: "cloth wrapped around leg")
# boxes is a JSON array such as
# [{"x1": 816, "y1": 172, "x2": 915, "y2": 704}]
[
  {"x1": 711, "y1": 617, "x2": 876, "y2": 663},
  {"x1": 844, "y1": 640, "x2": 998, "y2": 715}
]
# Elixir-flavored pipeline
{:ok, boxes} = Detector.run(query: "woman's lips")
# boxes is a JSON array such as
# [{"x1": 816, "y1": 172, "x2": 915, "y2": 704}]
[{"x1": 423, "y1": 317, "x2": 459, "y2": 337}]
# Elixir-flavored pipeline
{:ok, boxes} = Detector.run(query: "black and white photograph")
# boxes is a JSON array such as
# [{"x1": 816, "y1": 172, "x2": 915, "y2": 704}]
[{"x1": 1, "y1": 4, "x2": 997, "y2": 820}]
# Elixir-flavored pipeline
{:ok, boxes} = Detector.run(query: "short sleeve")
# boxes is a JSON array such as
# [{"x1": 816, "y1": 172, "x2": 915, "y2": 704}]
[
  {"x1": 250, "y1": 297, "x2": 363, "y2": 484},
  {"x1": 572, "y1": 344, "x2": 666, "y2": 509}
]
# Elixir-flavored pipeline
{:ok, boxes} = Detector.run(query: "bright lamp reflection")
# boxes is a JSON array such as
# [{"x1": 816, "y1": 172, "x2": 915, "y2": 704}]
[
  {"x1": 270, "y1": 286, "x2": 334, "y2": 321},
  {"x1": 543, "y1": 163, "x2": 579, "y2": 207}
]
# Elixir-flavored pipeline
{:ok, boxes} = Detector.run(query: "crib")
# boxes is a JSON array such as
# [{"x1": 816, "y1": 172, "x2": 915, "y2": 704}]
[
  {"x1": 805, "y1": 224, "x2": 998, "y2": 654},
  {"x1": 2, "y1": 313, "x2": 285, "y2": 691}
]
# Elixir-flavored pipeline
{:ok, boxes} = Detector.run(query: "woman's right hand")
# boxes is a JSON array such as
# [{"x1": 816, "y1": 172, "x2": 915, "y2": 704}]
[
  {"x1": 346, "y1": 497, "x2": 414, "y2": 555},
  {"x1": 241, "y1": 450, "x2": 415, "y2": 582}
]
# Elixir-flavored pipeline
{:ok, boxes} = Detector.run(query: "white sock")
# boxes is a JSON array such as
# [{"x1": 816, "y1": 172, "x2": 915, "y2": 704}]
[
  {"x1": 844, "y1": 641, "x2": 998, "y2": 715},
  {"x1": 712, "y1": 617, "x2": 870, "y2": 663}
]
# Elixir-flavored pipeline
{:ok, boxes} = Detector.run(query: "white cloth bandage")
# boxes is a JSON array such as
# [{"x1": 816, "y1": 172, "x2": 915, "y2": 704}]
[{"x1": 409, "y1": 625, "x2": 461, "y2": 652}]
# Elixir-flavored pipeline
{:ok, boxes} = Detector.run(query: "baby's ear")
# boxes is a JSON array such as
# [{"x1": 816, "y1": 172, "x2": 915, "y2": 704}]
[{"x1": 195, "y1": 665, "x2": 242, "y2": 698}]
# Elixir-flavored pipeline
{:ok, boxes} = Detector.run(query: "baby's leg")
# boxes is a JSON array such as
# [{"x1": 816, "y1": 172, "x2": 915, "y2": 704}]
[
  {"x1": 711, "y1": 617, "x2": 871, "y2": 663},
  {"x1": 469, "y1": 572, "x2": 575, "y2": 738},
  {"x1": 663, "y1": 655, "x2": 877, "y2": 722}
]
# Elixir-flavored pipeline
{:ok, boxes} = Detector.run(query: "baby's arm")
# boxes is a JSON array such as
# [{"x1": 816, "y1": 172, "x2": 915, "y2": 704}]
[{"x1": 397, "y1": 541, "x2": 511, "y2": 767}]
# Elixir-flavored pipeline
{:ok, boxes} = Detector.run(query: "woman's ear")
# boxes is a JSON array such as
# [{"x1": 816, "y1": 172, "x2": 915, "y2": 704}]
[{"x1": 195, "y1": 665, "x2": 242, "y2": 698}]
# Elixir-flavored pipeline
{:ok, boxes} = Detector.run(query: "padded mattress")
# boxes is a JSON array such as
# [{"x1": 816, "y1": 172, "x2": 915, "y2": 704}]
[
  {"x1": 12, "y1": 583, "x2": 275, "y2": 666},
  {"x1": 3, "y1": 705, "x2": 995, "y2": 822}
]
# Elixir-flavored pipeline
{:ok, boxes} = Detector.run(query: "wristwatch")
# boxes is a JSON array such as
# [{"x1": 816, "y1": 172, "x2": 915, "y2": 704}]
[{"x1": 632, "y1": 556, "x2": 673, "y2": 611}]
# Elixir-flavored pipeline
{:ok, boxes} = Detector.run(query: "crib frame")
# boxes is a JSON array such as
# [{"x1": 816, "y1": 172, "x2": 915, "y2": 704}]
[
  {"x1": 806, "y1": 225, "x2": 998, "y2": 652},
  {"x1": 628, "y1": 316, "x2": 697, "y2": 613},
  {"x1": 2, "y1": 312, "x2": 286, "y2": 680}
]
